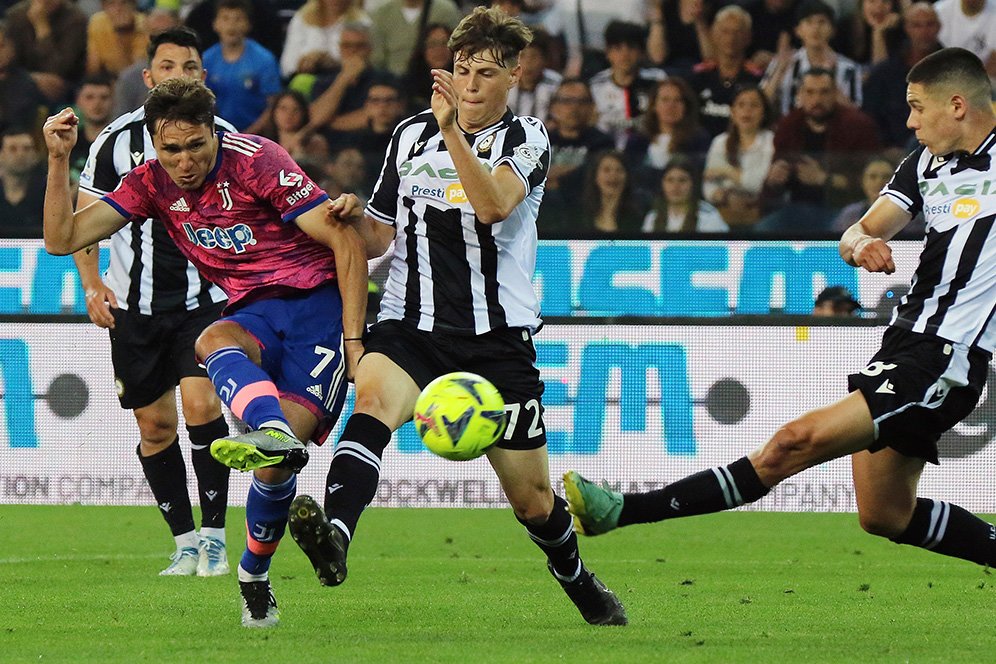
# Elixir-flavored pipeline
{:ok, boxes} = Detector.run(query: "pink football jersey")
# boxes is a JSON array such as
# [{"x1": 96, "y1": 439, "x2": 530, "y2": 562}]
[{"x1": 104, "y1": 133, "x2": 335, "y2": 308}]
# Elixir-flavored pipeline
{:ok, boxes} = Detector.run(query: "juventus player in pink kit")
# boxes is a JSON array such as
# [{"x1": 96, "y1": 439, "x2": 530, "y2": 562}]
[{"x1": 42, "y1": 78, "x2": 368, "y2": 628}]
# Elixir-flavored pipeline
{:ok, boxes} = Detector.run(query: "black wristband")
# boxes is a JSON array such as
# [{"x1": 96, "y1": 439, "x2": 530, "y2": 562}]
[{"x1": 343, "y1": 337, "x2": 364, "y2": 341}]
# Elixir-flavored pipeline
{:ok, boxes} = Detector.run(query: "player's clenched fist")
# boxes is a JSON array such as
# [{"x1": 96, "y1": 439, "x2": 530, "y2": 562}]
[
  {"x1": 853, "y1": 236, "x2": 896, "y2": 274},
  {"x1": 42, "y1": 108, "x2": 79, "y2": 160}
]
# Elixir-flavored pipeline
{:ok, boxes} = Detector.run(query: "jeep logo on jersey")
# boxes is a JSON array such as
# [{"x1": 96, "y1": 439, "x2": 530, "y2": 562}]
[
  {"x1": 953, "y1": 198, "x2": 981, "y2": 219},
  {"x1": 182, "y1": 222, "x2": 256, "y2": 253}
]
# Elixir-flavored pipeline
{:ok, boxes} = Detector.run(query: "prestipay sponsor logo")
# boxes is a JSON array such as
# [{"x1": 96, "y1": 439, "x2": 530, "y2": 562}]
[
  {"x1": 953, "y1": 198, "x2": 981, "y2": 219},
  {"x1": 409, "y1": 182, "x2": 469, "y2": 204}
]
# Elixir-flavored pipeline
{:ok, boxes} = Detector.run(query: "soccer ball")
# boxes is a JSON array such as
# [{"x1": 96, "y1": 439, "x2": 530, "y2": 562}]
[{"x1": 413, "y1": 372, "x2": 507, "y2": 461}]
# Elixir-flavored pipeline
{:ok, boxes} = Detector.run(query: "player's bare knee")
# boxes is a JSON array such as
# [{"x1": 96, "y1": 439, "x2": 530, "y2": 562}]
[
  {"x1": 755, "y1": 420, "x2": 814, "y2": 481},
  {"x1": 181, "y1": 393, "x2": 222, "y2": 424},
  {"x1": 135, "y1": 413, "x2": 177, "y2": 448},
  {"x1": 857, "y1": 510, "x2": 908, "y2": 539},
  {"x1": 508, "y1": 485, "x2": 554, "y2": 523}
]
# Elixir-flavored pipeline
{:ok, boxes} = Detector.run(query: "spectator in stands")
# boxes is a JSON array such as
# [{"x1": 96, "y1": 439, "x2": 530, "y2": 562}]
[
  {"x1": 402, "y1": 23, "x2": 452, "y2": 114},
  {"x1": 6, "y1": 0, "x2": 88, "y2": 102},
  {"x1": 934, "y1": 0, "x2": 996, "y2": 79},
  {"x1": 183, "y1": 0, "x2": 283, "y2": 57},
  {"x1": 624, "y1": 77, "x2": 712, "y2": 187},
  {"x1": 643, "y1": 158, "x2": 727, "y2": 233},
  {"x1": 542, "y1": 0, "x2": 654, "y2": 78},
  {"x1": 281, "y1": 0, "x2": 372, "y2": 79},
  {"x1": 304, "y1": 23, "x2": 394, "y2": 134},
  {"x1": 831, "y1": 156, "x2": 894, "y2": 231},
  {"x1": 812, "y1": 285, "x2": 861, "y2": 316},
  {"x1": 590, "y1": 21, "x2": 667, "y2": 150},
  {"x1": 657, "y1": 0, "x2": 714, "y2": 74},
  {"x1": 691, "y1": 6, "x2": 763, "y2": 137},
  {"x1": 69, "y1": 75, "x2": 114, "y2": 181},
  {"x1": 703, "y1": 85, "x2": 775, "y2": 230},
  {"x1": 836, "y1": 0, "x2": 903, "y2": 66},
  {"x1": 862, "y1": 2, "x2": 942, "y2": 151},
  {"x1": 577, "y1": 150, "x2": 646, "y2": 234},
  {"x1": 762, "y1": 0, "x2": 862, "y2": 115},
  {"x1": 321, "y1": 145, "x2": 367, "y2": 199},
  {"x1": 507, "y1": 29, "x2": 561, "y2": 123},
  {"x1": 370, "y1": 0, "x2": 462, "y2": 77},
  {"x1": 203, "y1": 0, "x2": 282, "y2": 132},
  {"x1": 328, "y1": 80, "x2": 406, "y2": 192},
  {"x1": 539, "y1": 78, "x2": 614, "y2": 235},
  {"x1": 86, "y1": 0, "x2": 148, "y2": 78},
  {"x1": 256, "y1": 90, "x2": 330, "y2": 161},
  {"x1": 0, "y1": 22, "x2": 46, "y2": 136},
  {"x1": 759, "y1": 68, "x2": 881, "y2": 232},
  {"x1": 741, "y1": 0, "x2": 799, "y2": 71},
  {"x1": 112, "y1": 8, "x2": 180, "y2": 116},
  {"x1": 0, "y1": 128, "x2": 46, "y2": 237}
]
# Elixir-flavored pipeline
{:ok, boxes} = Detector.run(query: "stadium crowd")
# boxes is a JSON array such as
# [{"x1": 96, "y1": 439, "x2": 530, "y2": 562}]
[{"x1": 0, "y1": 0, "x2": 993, "y2": 240}]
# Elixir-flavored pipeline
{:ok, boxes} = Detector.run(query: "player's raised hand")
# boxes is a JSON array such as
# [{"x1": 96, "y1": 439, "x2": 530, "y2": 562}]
[
  {"x1": 430, "y1": 68, "x2": 457, "y2": 131},
  {"x1": 83, "y1": 280, "x2": 119, "y2": 329},
  {"x1": 328, "y1": 194, "x2": 363, "y2": 224},
  {"x1": 853, "y1": 237, "x2": 895, "y2": 274},
  {"x1": 42, "y1": 108, "x2": 79, "y2": 160}
]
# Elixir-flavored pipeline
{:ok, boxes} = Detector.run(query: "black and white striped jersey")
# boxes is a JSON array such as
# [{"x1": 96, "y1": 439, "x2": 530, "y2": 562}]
[
  {"x1": 366, "y1": 109, "x2": 549, "y2": 335},
  {"x1": 78, "y1": 107, "x2": 234, "y2": 315},
  {"x1": 881, "y1": 127, "x2": 996, "y2": 354}
]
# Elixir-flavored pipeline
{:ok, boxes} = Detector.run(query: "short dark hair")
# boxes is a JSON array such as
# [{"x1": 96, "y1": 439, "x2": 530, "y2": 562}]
[
  {"x1": 815, "y1": 286, "x2": 861, "y2": 312},
  {"x1": 78, "y1": 74, "x2": 114, "y2": 90},
  {"x1": 795, "y1": 0, "x2": 835, "y2": 24},
  {"x1": 907, "y1": 47, "x2": 992, "y2": 110},
  {"x1": 215, "y1": 0, "x2": 253, "y2": 22},
  {"x1": 447, "y1": 6, "x2": 533, "y2": 68},
  {"x1": 145, "y1": 78, "x2": 216, "y2": 138},
  {"x1": 604, "y1": 20, "x2": 646, "y2": 49},
  {"x1": 147, "y1": 26, "x2": 202, "y2": 64},
  {"x1": 800, "y1": 67, "x2": 835, "y2": 85}
]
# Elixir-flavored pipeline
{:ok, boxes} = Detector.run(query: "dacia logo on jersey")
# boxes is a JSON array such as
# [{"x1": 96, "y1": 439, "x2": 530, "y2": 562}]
[
  {"x1": 398, "y1": 161, "x2": 492, "y2": 179},
  {"x1": 919, "y1": 180, "x2": 996, "y2": 196},
  {"x1": 953, "y1": 198, "x2": 981, "y2": 219},
  {"x1": 182, "y1": 222, "x2": 256, "y2": 253},
  {"x1": 445, "y1": 183, "x2": 467, "y2": 204}
]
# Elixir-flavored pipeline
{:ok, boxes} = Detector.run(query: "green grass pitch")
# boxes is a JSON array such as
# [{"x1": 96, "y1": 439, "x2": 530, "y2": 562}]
[{"x1": 1, "y1": 506, "x2": 994, "y2": 663}]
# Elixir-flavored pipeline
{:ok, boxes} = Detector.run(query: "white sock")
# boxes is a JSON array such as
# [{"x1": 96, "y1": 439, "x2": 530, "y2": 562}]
[
  {"x1": 258, "y1": 420, "x2": 294, "y2": 437},
  {"x1": 200, "y1": 527, "x2": 226, "y2": 543},
  {"x1": 174, "y1": 530, "x2": 199, "y2": 550},
  {"x1": 238, "y1": 564, "x2": 268, "y2": 583}
]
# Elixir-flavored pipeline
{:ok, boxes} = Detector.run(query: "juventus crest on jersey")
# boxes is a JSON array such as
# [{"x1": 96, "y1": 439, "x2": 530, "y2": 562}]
[
  {"x1": 78, "y1": 107, "x2": 235, "y2": 315},
  {"x1": 367, "y1": 109, "x2": 551, "y2": 335},
  {"x1": 882, "y1": 127, "x2": 996, "y2": 353}
]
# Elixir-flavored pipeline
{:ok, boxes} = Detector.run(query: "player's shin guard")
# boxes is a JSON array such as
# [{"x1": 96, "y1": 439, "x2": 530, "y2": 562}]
[
  {"x1": 619, "y1": 456, "x2": 770, "y2": 526},
  {"x1": 520, "y1": 495, "x2": 583, "y2": 581},
  {"x1": 240, "y1": 475, "x2": 297, "y2": 576},
  {"x1": 203, "y1": 347, "x2": 290, "y2": 433},
  {"x1": 323, "y1": 413, "x2": 391, "y2": 546},
  {"x1": 188, "y1": 416, "x2": 231, "y2": 529},
  {"x1": 137, "y1": 439, "x2": 196, "y2": 538},
  {"x1": 891, "y1": 498, "x2": 996, "y2": 567}
]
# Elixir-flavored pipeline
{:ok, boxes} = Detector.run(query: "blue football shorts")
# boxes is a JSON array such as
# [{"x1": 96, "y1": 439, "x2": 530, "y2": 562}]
[{"x1": 221, "y1": 284, "x2": 348, "y2": 444}]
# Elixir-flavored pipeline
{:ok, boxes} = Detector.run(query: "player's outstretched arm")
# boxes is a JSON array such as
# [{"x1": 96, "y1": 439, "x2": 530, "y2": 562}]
[
  {"x1": 296, "y1": 204, "x2": 369, "y2": 379},
  {"x1": 328, "y1": 194, "x2": 395, "y2": 259},
  {"x1": 43, "y1": 109, "x2": 128, "y2": 255},
  {"x1": 840, "y1": 196, "x2": 911, "y2": 274},
  {"x1": 431, "y1": 69, "x2": 527, "y2": 224},
  {"x1": 71, "y1": 191, "x2": 118, "y2": 329}
]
